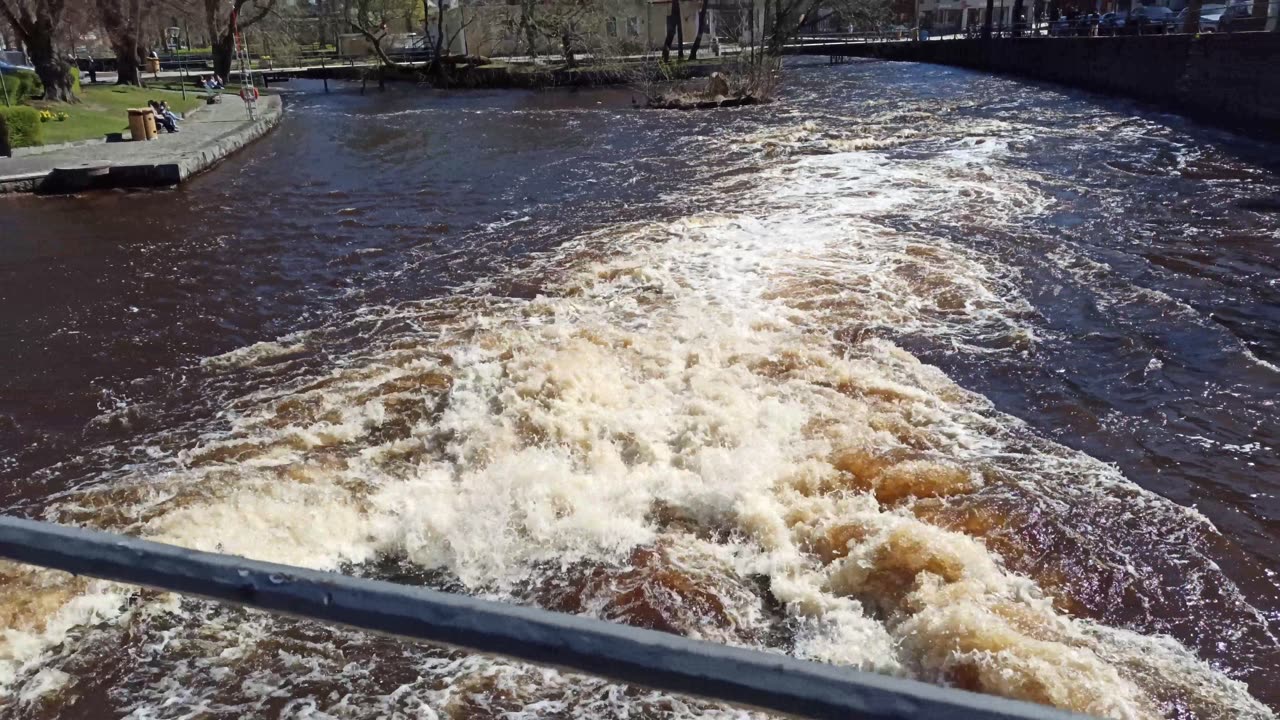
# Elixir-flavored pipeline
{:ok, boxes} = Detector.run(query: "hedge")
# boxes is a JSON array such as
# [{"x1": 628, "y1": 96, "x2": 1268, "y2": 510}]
[
  {"x1": 1, "y1": 66, "x2": 79, "y2": 105},
  {"x1": 1, "y1": 69, "x2": 42, "y2": 105},
  {"x1": 0, "y1": 105, "x2": 43, "y2": 155}
]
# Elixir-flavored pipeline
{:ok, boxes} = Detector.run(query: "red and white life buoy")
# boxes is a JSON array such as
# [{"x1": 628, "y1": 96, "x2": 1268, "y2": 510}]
[{"x1": 239, "y1": 86, "x2": 259, "y2": 102}]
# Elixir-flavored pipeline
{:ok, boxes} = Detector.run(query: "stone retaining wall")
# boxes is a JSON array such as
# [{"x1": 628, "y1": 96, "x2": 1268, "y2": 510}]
[{"x1": 810, "y1": 34, "x2": 1280, "y2": 138}]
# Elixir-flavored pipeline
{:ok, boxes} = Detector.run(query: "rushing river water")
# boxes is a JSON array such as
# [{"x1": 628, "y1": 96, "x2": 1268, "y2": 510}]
[{"x1": 1, "y1": 59, "x2": 1278, "y2": 719}]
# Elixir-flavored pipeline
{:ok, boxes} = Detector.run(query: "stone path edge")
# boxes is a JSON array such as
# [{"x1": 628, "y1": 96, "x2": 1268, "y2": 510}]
[{"x1": 0, "y1": 96, "x2": 283, "y2": 195}]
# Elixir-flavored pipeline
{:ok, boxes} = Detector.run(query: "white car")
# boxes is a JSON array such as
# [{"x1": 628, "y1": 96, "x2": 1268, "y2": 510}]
[
  {"x1": 1174, "y1": 3, "x2": 1226, "y2": 31},
  {"x1": 1218, "y1": 1, "x2": 1254, "y2": 29}
]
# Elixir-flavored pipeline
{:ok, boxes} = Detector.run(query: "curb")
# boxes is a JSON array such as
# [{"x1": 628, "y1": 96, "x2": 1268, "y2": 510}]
[{"x1": 0, "y1": 96, "x2": 283, "y2": 194}]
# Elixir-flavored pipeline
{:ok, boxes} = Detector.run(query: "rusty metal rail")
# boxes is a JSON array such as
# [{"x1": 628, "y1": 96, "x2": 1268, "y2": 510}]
[{"x1": 0, "y1": 515, "x2": 1089, "y2": 720}]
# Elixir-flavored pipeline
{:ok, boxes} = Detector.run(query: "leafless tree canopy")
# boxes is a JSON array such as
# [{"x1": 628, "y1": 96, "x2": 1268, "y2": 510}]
[{"x1": 0, "y1": 0, "x2": 78, "y2": 99}]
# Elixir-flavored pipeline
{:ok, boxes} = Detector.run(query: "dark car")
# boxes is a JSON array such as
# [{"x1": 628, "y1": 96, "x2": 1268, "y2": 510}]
[
  {"x1": 1128, "y1": 4, "x2": 1175, "y2": 32},
  {"x1": 0, "y1": 59, "x2": 35, "y2": 74},
  {"x1": 1099, "y1": 11, "x2": 1128, "y2": 33}
]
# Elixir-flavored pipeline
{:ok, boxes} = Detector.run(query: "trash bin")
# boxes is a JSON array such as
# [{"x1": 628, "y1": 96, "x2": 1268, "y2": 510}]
[
  {"x1": 127, "y1": 108, "x2": 156, "y2": 141},
  {"x1": 146, "y1": 57, "x2": 161, "y2": 74}
]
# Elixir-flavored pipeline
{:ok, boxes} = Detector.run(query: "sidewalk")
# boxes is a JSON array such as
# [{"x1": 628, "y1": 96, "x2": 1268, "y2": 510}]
[{"x1": 0, "y1": 94, "x2": 282, "y2": 193}]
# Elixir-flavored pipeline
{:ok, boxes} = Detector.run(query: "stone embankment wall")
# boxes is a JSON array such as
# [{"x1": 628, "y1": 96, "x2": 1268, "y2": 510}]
[{"x1": 816, "y1": 34, "x2": 1280, "y2": 138}]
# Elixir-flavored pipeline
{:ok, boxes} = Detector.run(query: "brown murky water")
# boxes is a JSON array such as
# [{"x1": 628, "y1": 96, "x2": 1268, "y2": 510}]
[{"x1": 0, "y1": 60, "x2": 1277, "y2": 719}]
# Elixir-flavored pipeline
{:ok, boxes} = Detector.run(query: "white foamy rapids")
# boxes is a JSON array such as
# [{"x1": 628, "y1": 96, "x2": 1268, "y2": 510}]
[
  {"x1": 202, "y1": 335, "x2": 311, "y2": 372},
  {"x1": 3, "y1": 122, "x2": 1273, "y2": 719}
]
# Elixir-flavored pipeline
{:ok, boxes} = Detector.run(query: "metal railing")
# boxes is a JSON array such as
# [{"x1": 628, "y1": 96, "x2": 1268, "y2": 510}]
[{"x1": 0, "y1": 515, "x2": 1089, "y2": 720}]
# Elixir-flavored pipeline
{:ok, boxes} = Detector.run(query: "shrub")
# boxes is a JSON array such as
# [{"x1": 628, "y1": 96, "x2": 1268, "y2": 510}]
[
  {"x1": 0, "y1": 105, "x2": 43, "y2": 152},
  {"x1": 1, "y1": 70, "x2": 41, "y2": 105},
  {"x1": 15, "y1": 70, "x2": 42, "y2": 101},
  {"x1": 1, "y1": 66, "x2": 79, "y2": 104}
]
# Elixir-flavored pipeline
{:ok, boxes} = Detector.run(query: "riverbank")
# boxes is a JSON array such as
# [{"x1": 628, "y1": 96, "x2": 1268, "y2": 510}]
[
  {"x1": 25, "y1": 85, "x2": 206, "y2": 145},
  {"x1": 0, "y1": 94, "x2": 282, "y2": 193},
  {"x1": 296, "y1": 55, "x2": 739, "y2": 90}
]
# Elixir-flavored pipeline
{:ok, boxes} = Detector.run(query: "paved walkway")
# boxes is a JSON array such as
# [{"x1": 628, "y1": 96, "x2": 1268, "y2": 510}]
[{"x1": 0, "y1": 94, "x2": 282, "y2": 192}]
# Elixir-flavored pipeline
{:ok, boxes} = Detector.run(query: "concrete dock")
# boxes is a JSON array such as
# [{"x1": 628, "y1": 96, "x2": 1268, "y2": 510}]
[{"x1": 0, "y1": 94, "x2": 282, "y2": 194}]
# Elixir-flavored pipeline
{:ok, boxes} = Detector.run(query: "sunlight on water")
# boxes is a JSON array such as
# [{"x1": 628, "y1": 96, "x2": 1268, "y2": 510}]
[{"x1": 1, "y1": 68, "x2": 1278, "y2": 720}]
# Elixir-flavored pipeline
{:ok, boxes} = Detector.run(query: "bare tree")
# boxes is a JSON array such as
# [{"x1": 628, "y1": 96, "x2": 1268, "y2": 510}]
[
  {"x1": 761, "y1": 0, "x2": 831, "y2": 53},
  {"x1": 95, "y1": 0, "x2": 147, "y2": 85},
  {"x1": 0, "y1": 0, "x2": 78, "y2": 100},
  {"x1": 687, "y1": 0, "x2": 710, "y2": 60},
  {"x1": 982, "y1": 0, "x2": 994, "y2": 37},
  {"x1": 204, "y1": 0, "x2": 278, "y2": 82},
  {"x1": 502, "y1": 0, "x2": 594, "y2": 66},
  {"x1": 661, "y1": 0, "x2": 682, "y2": 61},
  {"x1": 542, "y1": 0, "x2": 594, "y2": 66},
  {"x1": 826, "y1": 0, "x2": 892, "y2": 33},
  {"x1": 515, "y1": 0, "x2": 538, "y2": 57}
]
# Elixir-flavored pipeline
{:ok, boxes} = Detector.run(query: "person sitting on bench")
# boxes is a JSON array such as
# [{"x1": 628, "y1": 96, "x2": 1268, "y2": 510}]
[{"x1": 148, "y1": 101, "x2": 179, "y2": 133}]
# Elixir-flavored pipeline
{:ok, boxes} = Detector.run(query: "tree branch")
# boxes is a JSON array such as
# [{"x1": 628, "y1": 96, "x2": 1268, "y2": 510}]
[
  {"x1": 348, "y1": 19, "x2": 401, "y2": 68},
  {"x1": 235, "y1": 0, "x2": 278, "y2": 29},
  {"x1": 0, "y1": 0, "x2": 30, "y2": 37}
]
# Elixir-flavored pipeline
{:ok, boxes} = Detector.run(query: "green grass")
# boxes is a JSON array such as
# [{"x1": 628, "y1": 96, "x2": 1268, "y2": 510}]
[{"x1": 32, "y1": 84, "x2": 204, "y2": 144}]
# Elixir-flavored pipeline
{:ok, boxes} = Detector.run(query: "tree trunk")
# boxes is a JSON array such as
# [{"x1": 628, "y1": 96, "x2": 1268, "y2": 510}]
[
  {"x1": 1, "y1": 6, "x2": 76, "y2": 102},
  {"x1": 1182, "y1": 0, "x2": 1203, "y2": 32},
  {"x1": 433, "y1": 0, "x2": 448, "y2": 82},
  {"x1": 1011, "y1": 0, "x2": 1024, "y2": 35},
  {"x1": 112, "y1": 40, "x2": 141, "y2": 85},
  {"x1": 676, "y1": 3, "x2": 684, "y2": 59},
  {"x1": 97, "y1": 0, "x2": 145, "y2": 87},
  {"x1": 212, "y1": 32, "x2": 234, "y2": 81},
  {"x1": 26, "y1": 29, "x2": 75, "y2": 101},
  {"x1": 662, "y1": 0, "x2": 681, "y2": 62},
  {"x1": 560, "y1": 31, "x2": 575, "y2": 67},
  {"x1": 688, "y1": 0, "x2": 709, "y2": 60},
  {"x1": 982, "y1": 0, "x2": 995, "y2": 37}
]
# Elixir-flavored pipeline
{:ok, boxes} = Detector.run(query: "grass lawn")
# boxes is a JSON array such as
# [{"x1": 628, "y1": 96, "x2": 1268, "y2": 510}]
[{"x1": 31, "y1": 84, "x2": 204, "y2": 144}]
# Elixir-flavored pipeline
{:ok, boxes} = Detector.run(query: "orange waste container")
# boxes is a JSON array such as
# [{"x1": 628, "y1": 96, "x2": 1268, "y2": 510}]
[{"x1": 127, "y1": 108, "x2": 157, "y2": 141}]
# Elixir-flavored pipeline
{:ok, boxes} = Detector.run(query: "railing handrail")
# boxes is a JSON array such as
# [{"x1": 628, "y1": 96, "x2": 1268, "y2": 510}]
[{"x1": 0, "y1": 516, "x2": 1090, "y2": 720}]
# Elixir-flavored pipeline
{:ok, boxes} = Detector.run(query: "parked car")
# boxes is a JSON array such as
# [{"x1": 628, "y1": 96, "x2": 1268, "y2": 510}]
[
  {"x1": 1218, "y1": 1, "x2": 1253, "y2": 30},
  {"x1": 1173, "y1": 3, "x2": 1225, "y2": 31},
  {"x1": 0, "y1": 50, "x2": 31, "y2": 68},
  {"x1": 1128, "y1": 4, "x2": 1175, "y2": 32},
  {"x1": 1099, "y1": 11, "x2": 1128, "y2": 33},
  {"x1": 0, "y1": 59, "x2": 35, "y2": 74}
]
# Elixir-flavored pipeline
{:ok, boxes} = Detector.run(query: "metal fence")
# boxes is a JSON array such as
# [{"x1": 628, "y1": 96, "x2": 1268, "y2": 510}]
[
  {"x1": 0, "y1": 515, "x2": 1090, "y2": 720},
  {"x1": 796, "y1": 0, "x2": 1280, "y2": 44}
]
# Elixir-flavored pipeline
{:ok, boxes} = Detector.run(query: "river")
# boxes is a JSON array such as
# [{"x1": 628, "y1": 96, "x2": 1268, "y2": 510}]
[{"x1": 0, "y1": 59, "x2": 1277, "y2": 719}]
